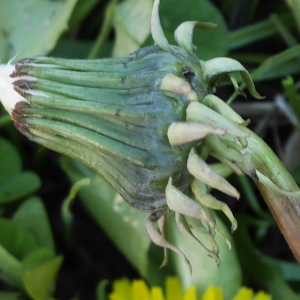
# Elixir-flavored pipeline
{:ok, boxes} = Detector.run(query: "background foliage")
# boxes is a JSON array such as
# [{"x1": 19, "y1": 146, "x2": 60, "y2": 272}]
[{"x1": 0, "y1": 0, "x2": 300, "y2": 299}]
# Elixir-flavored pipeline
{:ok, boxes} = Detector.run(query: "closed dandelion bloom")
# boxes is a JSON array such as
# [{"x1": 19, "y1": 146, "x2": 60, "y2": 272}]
[{"x1": 0, "y1": 0, "x2": 300, "y2": 270}]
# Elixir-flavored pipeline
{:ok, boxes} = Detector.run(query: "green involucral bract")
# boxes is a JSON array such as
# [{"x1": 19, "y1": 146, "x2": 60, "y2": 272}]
[{"x1": 1, "y1": 0, "x2": 300, "y2": 271}]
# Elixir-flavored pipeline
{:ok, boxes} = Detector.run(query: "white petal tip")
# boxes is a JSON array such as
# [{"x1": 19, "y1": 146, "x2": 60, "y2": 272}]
[{"x1": 0, "y1": 63, "x2": 28, "y2": 115}]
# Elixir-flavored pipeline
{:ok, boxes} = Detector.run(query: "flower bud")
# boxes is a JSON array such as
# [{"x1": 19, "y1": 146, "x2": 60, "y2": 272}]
[{"x1": 1, "y1": 0, "x2": 299, "y2": 271}]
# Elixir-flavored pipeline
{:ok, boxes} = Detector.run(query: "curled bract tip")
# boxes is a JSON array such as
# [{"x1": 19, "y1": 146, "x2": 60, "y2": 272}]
[
  {"x1": 174, "y1": 21, "x2": 216, "y2": 54},
  {"x1": 146, "y1": 213, "x2": 192, "y2": 274},
  {"x1": 151, "y1": 0, "x2": 171, "y2": 52},
  {"x1": 202, "y1": 57, "x2": 264, "y2": 100}
]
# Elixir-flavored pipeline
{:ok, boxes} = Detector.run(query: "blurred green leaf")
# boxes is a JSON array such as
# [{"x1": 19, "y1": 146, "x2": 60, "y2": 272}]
[
  {"x1": 0, "y1": 137, "x2": 22, "y2": 182},
  {"x1": 0, "y1": 243, "x2": 23, "y2": 287},
  {"x1": 22, "y1": 255, "x2": 63, "y2": 300},
  {"x1": 61, "y1": 156, "x2": 171, "y2": 286},
  {"x1": 112, "y1": 0, "x2": 152, "y2": 56},
  {"x1": 270, "y1": 14, "x2": 298, "y2": 47},
  {"x1": 13, "y1": 197, "x2": 55, "y2": 250},
  {"x1": 285, "y1": 0, "x2": 300, "y2": 33},
  {"x1": 0, "y1": 172, "x2": 41, "y2": 205},
  {"x1": 22, "y1": 248, "x2": 56, "y2": 271},
  {"x1": 0, "y1": 292, "x2": 22, "y2": 300},
  {"x1": 235, "y1": 216, "x2": 300, "y2": 300},
  {"x1": 0, "y1": 218, "x2": 37, "y2": 261},
  {"x1": 0, "y1": 0, "x2": 78, "y2": 61},
  {"x1": 279, "y1": 260, "x2": 300, "y2": 281},
  {"x1": 51, "y1": 39, "x2": 94, "y2": 59},
  {"x1": 61, "y1": 156, "x2": 242, "y2": 297},
  {"x1": 68, "y1": 0, "x2": 102, "y2": 29},
  {"x1": 159, "y1": 0, "x2": 228, "y2": 60},
  {"x1": 229, "y1": 13, "x2": 295, "y2": 50},
  {"x1": 251, "y1": 44, "x2": 300, "y2": 81},
  {"x1": 88, "y1": 0, "x2": 115, "y2": 59},
  {"x1": 228, "y1": 44, "x2": 300, "y2": 102}
]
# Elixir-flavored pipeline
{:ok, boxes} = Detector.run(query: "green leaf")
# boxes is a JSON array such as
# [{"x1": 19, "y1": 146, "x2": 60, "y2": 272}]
[
  {"x1": 22, "y1": 247, "x2": 56, "y2": 271},
  {"x1": 285, "y1": 0, "x2": 300, "y2": 34},
  {"x1": 228, "y1": 44, "x2": 300, "y2": 103},
  {"x1": 251, "y1": 44, "x2": 300, "y2": 81},
  {"x1": 229, "y1": 13, "x2": 295, "y2": 50},
  {"x1": 60, "y1": 156, "x2": 171, "y2": 286},
  {"x1": 235, "y1": 216, "x2": 300, "y2": 300},
  {"x1": 0, "y1": 0, "x2": 78, "y2": 62},
  {"x1": 112, "y1": 0, "x2": 153, "y2": 56},
  {"x1": 88, "y1": 0, "x2": 116, "y2": 59},
  {"x1": 159, "y1": 0, "x2": 228, "y2": 60},
  {"x1": 13, "y1": 197, "x2": 55, "y2": 250},
  {"x1": 0, "y1": 292, "x2": 22, "y2": 300},
  {"x1": 61, "y1": 156, "x2": 242, "y2": 295},
  {"x1": 0, "y1": 243, "x2": 23, "y2": 288},
  {"x1": 51, "y1": 39, "x2": 94, "y2": 59},
  {"x1": 68, "y1": 0, "x2": 102, "y2": 29},
  {"x1": 0, "y1": 218, "x2": 37, "y2": 261},
  {"x1": 0, "y1": 137, "x2": 21, "y2": 182},
  {"x1": 0, "y1": 172, "x2": 41, "y2": 204},
  {"x1": 22, "y1": 256, "x2": 63, "y2": 300}
]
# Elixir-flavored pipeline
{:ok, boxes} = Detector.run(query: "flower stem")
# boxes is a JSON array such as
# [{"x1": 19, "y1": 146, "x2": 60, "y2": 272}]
[{"x1": 246, "y1": 128, "x2": 300, "y2": 262}]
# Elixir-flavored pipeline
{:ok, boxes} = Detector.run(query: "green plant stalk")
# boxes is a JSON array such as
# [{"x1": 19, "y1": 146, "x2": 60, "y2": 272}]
[
  {"x1": 88, "y1": 0, "x2": 116, "y2": 59},
  {"x1": 245, "y1": 128, "x2": 300, "y2": 262},
  {"x1": 62, "y1": 178, "x2": 91, "y2": 247},
  {"x1": 282, "y1": 75, "x2": 300, "y2": 121}
]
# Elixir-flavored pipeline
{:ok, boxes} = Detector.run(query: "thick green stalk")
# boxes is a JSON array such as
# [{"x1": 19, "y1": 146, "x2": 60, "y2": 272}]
[{"x1": 246, "y1": 128, "x2": 300, "y2": 262}]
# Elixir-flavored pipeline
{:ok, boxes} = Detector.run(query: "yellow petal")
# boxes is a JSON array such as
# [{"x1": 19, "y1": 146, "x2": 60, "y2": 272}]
[
  {"x1": 151, "y1": 286, "x2": 165, "y2": 300},
  {"x1": 253, "y1": 291, "x2": 272, "y2": 300},
  {"x1": 233, "y1": 287, "x2": 253, "y2": 300},
  {"x1": 184, "y1": 286, "x2": 197, "y2": 300},
  {"x1": 110, "y1": 278, "x2": 131, "y2": 300},
  {"x1": 109, "y1": 293, "x2": 126, "y2": 300},
  {"x1": 132, "y1": 280, "x2": 151, "y2": 300},
  {"x1": 166, "y1": 277, "x2": 183, "y2": 300},
  {"x1": 201, "y1": 286, "x2": 223, "y2": 300}
]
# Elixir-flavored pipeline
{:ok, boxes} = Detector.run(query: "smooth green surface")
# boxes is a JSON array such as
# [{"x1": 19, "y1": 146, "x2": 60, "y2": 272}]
[
  {"x1": 0, "y1": 243, "x2": 23, "y2": 287},
  {"x1": 22, "y1": 256, "x2": 63, "y2": 300},
  {"x1": 235, "y1": 217, "x2": 300, "y2": 300},
  {"x1": 159, "y1": 0, "x2": 229, "y2": 60},
  {"x1": 0, "y1": 137, "x2": 21, "y2": 182},
  {"x1": 0, "y1": 218, "x2": 37, "y2": 261},
  {"x1": 229, "y1": 13, "x2": 295, "y2": 50},
  {"x1": 0, "y1": 0, "x2": 78, "y2": 61},
  {"x1": 13, "y1": 197, "x2": 55, "y2": 250},
  {"x1": 0, "y1": 172, "x2": 41, "y2": 204},
  {"x1": 112, "y1": 0, "x2": 152, "y2": 56}
]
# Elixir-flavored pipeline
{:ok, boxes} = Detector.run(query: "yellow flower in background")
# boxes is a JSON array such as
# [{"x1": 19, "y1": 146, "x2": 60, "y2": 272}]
[
  {"x1": 108, "y1": 277, "x2": 272, "y2": 300},
  {"x1": 202, "y1": 286, "x2": 223, "y2": 300}
]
